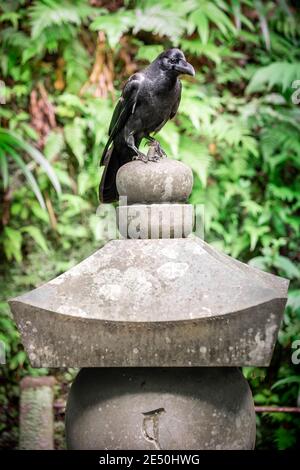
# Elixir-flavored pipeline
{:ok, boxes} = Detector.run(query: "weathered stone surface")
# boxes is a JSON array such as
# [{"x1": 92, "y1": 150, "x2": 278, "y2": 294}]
[
  {"x1": 116, "y1": 159, "x2": 193, "y2": 204},
  {"x1": 9, "y1": 236, "x2": 288, "y2": 367},
  {"x1": 65, "y1": 368, "x2": 256, "y2": 450},
  {"x1": 19, "y1": 376, "x2": 55, "y2": 450},
  {"x1": 117, "y1": 203, "x2": 194, "y2": 239}
]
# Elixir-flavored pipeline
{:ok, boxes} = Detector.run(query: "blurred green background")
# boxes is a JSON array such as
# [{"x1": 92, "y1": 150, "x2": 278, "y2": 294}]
[{"x1": 0, "y1": 0, "x2": 300, "y2": 449}]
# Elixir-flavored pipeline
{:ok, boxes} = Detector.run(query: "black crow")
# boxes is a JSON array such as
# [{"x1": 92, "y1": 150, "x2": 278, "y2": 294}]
[{"x1": 99, "y1": 48, "x2": 195, "y2": 203}]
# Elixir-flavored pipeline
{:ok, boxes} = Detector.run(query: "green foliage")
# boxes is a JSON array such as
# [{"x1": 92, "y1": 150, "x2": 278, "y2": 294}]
[
  {"x1": 247, "y1": 62, "x2": 300, "y2": 93},
  {"x1": 28, "y1": 0, "x2": 96, "y2": 39},
  {"x1": 0, "y1": 128, "x2": 61, "y2": 206},
  {"x1": 91, "y1": 9, "x2": 135, "y2": 48},
  {"x1": 0, "y1": 0, "x2": 299, "y2": 449}
]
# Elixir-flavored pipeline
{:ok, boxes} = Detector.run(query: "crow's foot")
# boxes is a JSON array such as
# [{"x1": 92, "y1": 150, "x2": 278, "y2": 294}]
[
  {"x1": 148, "y1": 154, "x2": 161, "y2": 162},
  {"x1": 146, "y1": 140, "x2": 167, "y2": 161},
  {"x1": 132, "y1": 151, "x2": 148, "y2": 163},
  {"x1": 156, "y1": 142, "x2": 167, "y2": 159}
]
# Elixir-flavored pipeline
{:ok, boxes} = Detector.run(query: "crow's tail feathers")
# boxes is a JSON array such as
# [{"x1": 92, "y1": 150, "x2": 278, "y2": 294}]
[{"x1": 99, "y1": 147, "x2": 120, "y2": 203}]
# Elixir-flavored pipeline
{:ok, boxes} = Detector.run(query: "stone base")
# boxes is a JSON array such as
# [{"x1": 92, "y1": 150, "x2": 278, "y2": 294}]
[
  {"x1": 117, "y1": 204, "x2": 194, "y2": 239},
  {"x1": 9, "y1": 237, "x2": 288, "y2": 368},
  {"x1": 65, "y1": 368, "x2": 256, "y2": 450}
]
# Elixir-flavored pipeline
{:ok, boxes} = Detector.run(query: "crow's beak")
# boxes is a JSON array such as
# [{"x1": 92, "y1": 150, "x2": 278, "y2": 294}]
[{"x1": 175, "y1": 60, "x2": 195, "y2": 76}]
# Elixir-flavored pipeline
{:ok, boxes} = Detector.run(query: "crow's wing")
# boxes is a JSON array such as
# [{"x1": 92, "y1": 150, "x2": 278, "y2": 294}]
[
  {"x1": 100, "y1": 74, "x2": 143, "y2": 165},
  {"x1": 170, "y1": 80, "x2": 182, "y2": 119},
  {"x1": 108, "y1": 98, "x2": 123, "y2": 136},
  {"x1": 170, "y1": 80, "x2": 182, "y2": 120}
]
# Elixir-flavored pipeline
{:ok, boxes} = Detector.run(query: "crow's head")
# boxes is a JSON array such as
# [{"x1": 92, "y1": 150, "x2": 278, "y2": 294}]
[{"x1": 158, "y1": 48, "x2": 195, "y2": 77}]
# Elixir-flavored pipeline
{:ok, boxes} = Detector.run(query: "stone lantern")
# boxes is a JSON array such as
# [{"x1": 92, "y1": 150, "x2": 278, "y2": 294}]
[{"x1": 9, "y1": 158, "x2": 288, "y2": 450}]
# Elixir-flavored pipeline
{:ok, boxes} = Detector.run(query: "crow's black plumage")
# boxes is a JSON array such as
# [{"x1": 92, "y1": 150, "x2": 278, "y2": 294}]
[{"x1": 99, "y1": 48, "x2": 195, "y2": 203}]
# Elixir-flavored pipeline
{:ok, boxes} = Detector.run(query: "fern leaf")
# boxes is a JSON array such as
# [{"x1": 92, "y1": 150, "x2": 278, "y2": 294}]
[
  {"x1": 29, "y1": 0, "x2": 95, "y2": 39},
  {"x1": 247, "y1": 62, "x2": 300, "y2": 93},
  {"x1": 91, "y1": 10, "x2": 135, "y2": 48},
  {"x1": 134, "y1": 6, "x2": 187, "y2": 43}
]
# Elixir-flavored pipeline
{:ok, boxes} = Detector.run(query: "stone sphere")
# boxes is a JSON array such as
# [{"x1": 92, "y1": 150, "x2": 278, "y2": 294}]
[
  {"x1": 116, "y1": 159, "x2": 193, "y2": 204},
  {"x1": 65, "y1": 368, "x2": 256, "y2": 450}
]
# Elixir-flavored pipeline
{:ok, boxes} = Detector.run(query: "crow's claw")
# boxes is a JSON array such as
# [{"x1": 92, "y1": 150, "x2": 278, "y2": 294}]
[
  {"x1": 148, "y1": 154, "x2": 161, "y2": 162},
  {"x1": 156, "y1": 145, "x2": 167, "y2": 159},
  {"x1": 132, "y1": 152, "x2": 148, "y2": 163},
  {"x1": 147, "y1": 140, "x2": 167, "y2": 159}
]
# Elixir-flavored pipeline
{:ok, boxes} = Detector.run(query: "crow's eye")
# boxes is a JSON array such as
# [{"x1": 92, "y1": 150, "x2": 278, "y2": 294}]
[{"x1": 169, "y1": 58, "x2": 177, "y2": 64}]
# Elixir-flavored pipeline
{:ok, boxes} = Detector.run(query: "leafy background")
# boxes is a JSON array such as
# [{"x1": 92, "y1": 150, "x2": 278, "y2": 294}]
[{"x1": 0, "y1": 0, "x2": 300, "y2": 450}]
